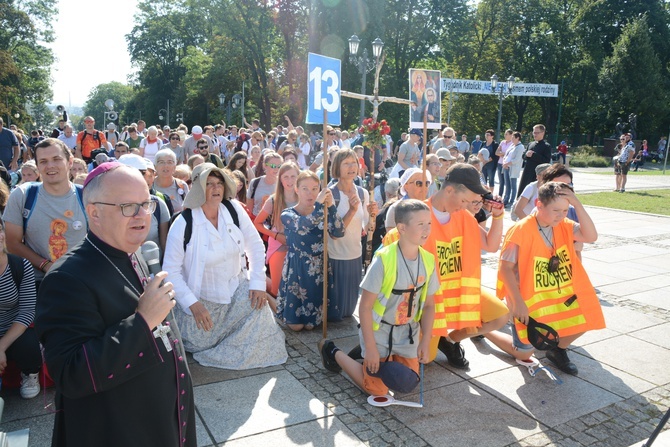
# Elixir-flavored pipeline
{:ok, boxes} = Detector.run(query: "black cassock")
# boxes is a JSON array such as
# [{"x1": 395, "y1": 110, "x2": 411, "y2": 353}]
[{"x1": 36, "y1": 232, "x2": 196, "y2": 447}]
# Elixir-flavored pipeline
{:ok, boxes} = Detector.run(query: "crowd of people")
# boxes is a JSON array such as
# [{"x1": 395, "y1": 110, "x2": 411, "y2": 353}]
[{"x1": 0, "y1": 114, "x2": 609, "y2": 446}]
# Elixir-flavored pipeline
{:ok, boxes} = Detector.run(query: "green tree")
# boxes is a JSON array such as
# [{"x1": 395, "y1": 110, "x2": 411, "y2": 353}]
[
  {"x1": 83, "y1": 82, "x2": 135, "y2": 129},
  {"x1": 0, "y1": 0, "x2": 55, "y2": 122},
  {"x1": 597, "y1": 16, "x2": 666, "y2": 138}
]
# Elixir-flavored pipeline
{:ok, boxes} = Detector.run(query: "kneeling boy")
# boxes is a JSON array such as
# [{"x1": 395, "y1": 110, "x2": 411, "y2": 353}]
[{"x1": 319, "y1": 199, "x2": 437, "y2": 395}]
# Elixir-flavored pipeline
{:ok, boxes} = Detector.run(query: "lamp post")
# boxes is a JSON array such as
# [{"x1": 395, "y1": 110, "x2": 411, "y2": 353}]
[
  {"x1": 490, "y1": 74, "x2": 515, "y2": 141},
  {"x1": 232, "y1": 93, "x2": 242, "y2": 126},
  {"x1": 348, "y1": 35, "x2": 384, "y2": 124}
]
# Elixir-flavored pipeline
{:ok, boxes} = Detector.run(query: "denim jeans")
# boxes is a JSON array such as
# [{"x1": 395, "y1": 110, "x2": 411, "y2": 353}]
[
  {"x1": 503, "y1": 169, "x2": 517, "y2": 206},
  {"x1": 482, "y1": 162, "x2": 496, "y2": 188},
  {"x1": 497, "y1": 163, "x2": 505, "y2": 196}
]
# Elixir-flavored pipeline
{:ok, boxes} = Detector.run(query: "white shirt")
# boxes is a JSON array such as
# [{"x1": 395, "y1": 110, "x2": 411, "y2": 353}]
[
  {"x1": 327, "y1": 185, "x2": 370, "y2": 260},
  {"x1": 163, "y1": 201, "x2": 266, "y2": 314}
]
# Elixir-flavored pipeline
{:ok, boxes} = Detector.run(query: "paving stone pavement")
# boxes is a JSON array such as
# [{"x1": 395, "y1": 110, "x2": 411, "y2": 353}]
[{"x1": 1, "y1": 170, "x2": 669, "y2": 446}]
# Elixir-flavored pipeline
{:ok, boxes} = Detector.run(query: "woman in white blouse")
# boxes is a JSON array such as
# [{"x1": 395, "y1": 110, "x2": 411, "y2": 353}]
[{"x1": 163, "y1": 163, "x2": 287, "y2": 369}]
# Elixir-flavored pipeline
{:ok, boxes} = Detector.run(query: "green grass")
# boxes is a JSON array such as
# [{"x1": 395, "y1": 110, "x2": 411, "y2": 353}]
[
  {"x1": 579, "y1": 189, "x2": 670, "y2": 215},
  {"x1": 592, "y1": 169, "x2": 669, "y2": 176}
]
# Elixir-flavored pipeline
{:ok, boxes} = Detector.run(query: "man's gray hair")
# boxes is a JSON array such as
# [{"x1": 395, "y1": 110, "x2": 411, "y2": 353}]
[
  {"x1": 82, "y1": 164, "x2": 135, "y2": 205},
  {"x1": 154, "y1": 148, "x2": 177, "y2": 163}
]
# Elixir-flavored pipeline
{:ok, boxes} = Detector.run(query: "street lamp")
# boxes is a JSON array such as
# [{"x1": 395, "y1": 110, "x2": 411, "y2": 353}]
[
  {"x1": 348, "y1": 35, "x2": 384, "y2": 124},
  {"x1": 490, "y1": 74, "x2": 515, "y2": 141}
]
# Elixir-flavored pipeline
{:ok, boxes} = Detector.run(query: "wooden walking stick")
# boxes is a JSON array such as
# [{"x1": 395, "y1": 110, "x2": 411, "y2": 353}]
[
  {"x1": 364, "y1": 142, "x2": 377, "y2": 269},
  {"x1": 321, "y1": 109, "x2": 329, "y2": 340},
  {"x1": 422, "y1": 113, "x2": 429, "y2": 200}
]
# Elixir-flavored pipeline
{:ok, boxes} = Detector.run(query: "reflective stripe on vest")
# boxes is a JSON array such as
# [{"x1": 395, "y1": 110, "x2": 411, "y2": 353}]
[
  {"x1": 371, "y1": 242, "x2": 435, "y2": 331},
  {"x1": 423, "y1": 204, "x2": 483, "y2": 334},
  {"x1": 497, "y1": 216, "x2": 605, "y2": 344}
]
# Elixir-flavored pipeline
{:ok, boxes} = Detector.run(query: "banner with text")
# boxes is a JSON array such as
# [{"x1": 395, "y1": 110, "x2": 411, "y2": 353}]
[{"x1": 440, "y1": 78, "x2": 558, "y2": 97}]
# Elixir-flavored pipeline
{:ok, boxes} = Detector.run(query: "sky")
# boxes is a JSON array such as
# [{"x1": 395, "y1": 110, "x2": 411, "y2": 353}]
[{"x1": 49, "y1": 0, "x2": 139, "y2": 108}]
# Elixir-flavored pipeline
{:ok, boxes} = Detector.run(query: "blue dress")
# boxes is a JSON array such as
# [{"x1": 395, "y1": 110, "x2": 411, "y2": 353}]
[{"x1": 277, "y1": 202, "x2": 344, "y2": 327}]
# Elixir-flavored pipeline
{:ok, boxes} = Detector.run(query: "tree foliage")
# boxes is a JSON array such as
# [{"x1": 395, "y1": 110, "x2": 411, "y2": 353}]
[
  {"x1": 114, "y1": 0, "x2": 670, "y2": 143},
  {"x1": 0, "y1": 0, "x2": 55, "y2": 127},
  {"x1": 83, "y1": 82, "x2": 135, "y2": 128}
]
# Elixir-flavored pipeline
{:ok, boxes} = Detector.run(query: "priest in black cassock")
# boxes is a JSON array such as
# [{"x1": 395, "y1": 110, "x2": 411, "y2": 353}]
[
  {"x1": 517, "y1": 123, "x2": 553, "y2": 197},
  {"x1": 35, "y1": 162, "x2": 196, "y2": 447}
]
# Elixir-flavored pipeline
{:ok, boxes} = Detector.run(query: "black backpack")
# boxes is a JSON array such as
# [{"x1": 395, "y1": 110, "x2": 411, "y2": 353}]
[
  {"x1": 7, "y1": 254, "x2": 25, "y2": 291},
  {"x1": 235, "y1": 134, "x2": 250, "y2": 153},
  {"x1": 170, "y1": 200, "x2": 240, "y2": 251}
]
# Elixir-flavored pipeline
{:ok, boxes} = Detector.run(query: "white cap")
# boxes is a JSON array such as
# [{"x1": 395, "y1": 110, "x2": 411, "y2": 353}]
[
  {"x1": 118, "y1": 154, "x2": 148, "y2": 171},
  {"x1": 192, "y1": 125, "x2": 203, "y2": 134}
]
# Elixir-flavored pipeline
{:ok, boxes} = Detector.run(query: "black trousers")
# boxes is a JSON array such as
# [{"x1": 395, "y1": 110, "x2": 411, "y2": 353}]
[{"x1": 5, "y1": 327, "x2": 42, "y2": 374}]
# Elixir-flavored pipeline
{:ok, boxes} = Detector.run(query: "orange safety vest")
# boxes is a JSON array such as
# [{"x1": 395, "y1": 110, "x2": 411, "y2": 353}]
[
  {"x1": 423, "y1": 202, "x2": 482, "y2": 335},
  {"x1": 496, "y1": 216, "x2": 605, "y2": 344}
]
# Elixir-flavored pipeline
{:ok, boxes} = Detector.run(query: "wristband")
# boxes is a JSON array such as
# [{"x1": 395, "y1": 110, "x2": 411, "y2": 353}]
[
  {"x1": 492, "y1": 214, "x2": 504, "y2": 220},
  {"x1": 39, "y1": 259, "x2": 51, "y2": 271}
]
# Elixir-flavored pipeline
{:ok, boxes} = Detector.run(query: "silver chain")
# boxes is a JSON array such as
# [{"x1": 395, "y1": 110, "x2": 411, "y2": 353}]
[{"x1": 85, "y1": 236, "x2": 142, "y2": 296}]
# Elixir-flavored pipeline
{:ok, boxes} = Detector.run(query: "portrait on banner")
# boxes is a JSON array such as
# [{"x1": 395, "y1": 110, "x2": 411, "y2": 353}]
[{"x1": 409, "y1": 69, "x2": 442, "y2": 129}]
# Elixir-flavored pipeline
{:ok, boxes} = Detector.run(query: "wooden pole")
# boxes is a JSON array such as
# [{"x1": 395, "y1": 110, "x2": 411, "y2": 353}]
[
  {"x1": 364, "y1": 142, "x2": 376, "y2": 269},
  {"x1": 322, "y1": 109, "x2": 329, "y2": 339},
  {"x1": 422, "y1": 113, "x2": 429, "y2": 200}
]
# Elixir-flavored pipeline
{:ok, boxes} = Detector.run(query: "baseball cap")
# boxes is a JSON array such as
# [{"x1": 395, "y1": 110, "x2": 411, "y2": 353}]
[
  {"x1": 367, "y1": 361, "x2": 420, "y2": 394},
  {"x1": 444, "y1": 164, "x2": 489, "y2": 195},
  {"x1": 535, "y1": 163, "x2": 551, "y2": 176},
  {"x1": 107, "y1": 123, "x2": 116, "y2": 130},
  {"x1": 143, "y1": 158, "x2": 156, "y2": 172},
  {"x1": 526, "y1": 317, "x2": 559, "y2": 350},
  {"x1": 192, "y1": 125, "x2": 203, "y2": 134},
  {"x1": 435, "y1": 148, "x2": 455, "y2": 161},
  {"x1": 118, "y1": 154, "x2": 148, "y2": 171},
  {"x1": 409, "y1": 128, "x2": 422, "y2": 137}
]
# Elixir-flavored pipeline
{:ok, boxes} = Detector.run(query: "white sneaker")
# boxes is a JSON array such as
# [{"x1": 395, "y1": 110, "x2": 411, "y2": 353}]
[{"x1": 20, "y1": 373, "x2": 40, "y2": 399}]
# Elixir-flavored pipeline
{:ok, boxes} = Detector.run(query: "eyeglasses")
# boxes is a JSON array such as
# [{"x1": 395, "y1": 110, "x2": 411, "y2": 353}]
[
  {"x1": 170, "y1": 137, "x2": 180, "y2": 140},
  {"x1": 93, "y1": 200, "x2": 156, "y2": 217},
  {"x1": 471, "y1": 200, "x2": 483, "y2": 206},
  {"x1": 408, "y1": 180, "x2": 430, "y2": 187},
  {"x1": 206, "y1": 180, "x2": 224, "y2": 188},
  {"x1": 444, "y1": 135, "x2": 453, "y2": 138},
  {"x1": 197, "y1": 146, "x2": 208, "y2": 150},
  {"x1": 429, "y1": 162, "x2": 442, "y2": 167},
  {"x1": 265, "y1": 162, "x2": 281, "y2": 169},
  {"x1": 328, "y1": 132, "x2": 336, "y2": 136},
  {"x1": 156, "y1": 160, "x2": 176, "y2": 165}
]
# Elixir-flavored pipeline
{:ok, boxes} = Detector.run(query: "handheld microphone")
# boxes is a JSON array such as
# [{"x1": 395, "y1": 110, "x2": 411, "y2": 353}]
[{"x1": 140, "y1": 241, "x2": 163, "y2": 281}]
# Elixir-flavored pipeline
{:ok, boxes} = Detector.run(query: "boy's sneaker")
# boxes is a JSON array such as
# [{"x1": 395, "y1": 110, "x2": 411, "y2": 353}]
[
  {"x1": 546, "y1": 347, "x2": 578, "y2": 375},
  {"x1": 347, "y1": 344, "x2": 363, "y2": 360},
  {"x1": 20, "y1": 373, "x2": 40, "y2": 399},
  {"x1": 438, "y1": 337, "x2": 469, "y2": 369},
  {"x1": 318, "y1": 339, "x2": 341, "y2": 373}
]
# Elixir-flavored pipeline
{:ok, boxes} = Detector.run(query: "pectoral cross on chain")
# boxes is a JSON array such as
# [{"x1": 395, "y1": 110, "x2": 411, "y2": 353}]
[{"x1": 153, "y1": 323, "x2": 172, "y2": 352}]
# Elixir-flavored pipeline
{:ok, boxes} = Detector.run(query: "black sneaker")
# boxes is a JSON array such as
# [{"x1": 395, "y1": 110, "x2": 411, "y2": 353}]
[
  {"x1": 318, "y1": 339, "x2": 341, "y2": 373},
  {"x1": 546, "y1": 347, "x2": 578, "y2": 375},
  {"x1": 438, "y1": 337, "x2": 469, "y2": 369},
  {"x1": 347, "y1": 344, "x2": 363, "y2": 360}
]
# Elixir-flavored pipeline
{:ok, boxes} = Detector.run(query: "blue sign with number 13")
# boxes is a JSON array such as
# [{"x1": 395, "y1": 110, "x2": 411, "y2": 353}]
[{"x1": 306, "y1": 53, "x2": 341, "y2": 125}]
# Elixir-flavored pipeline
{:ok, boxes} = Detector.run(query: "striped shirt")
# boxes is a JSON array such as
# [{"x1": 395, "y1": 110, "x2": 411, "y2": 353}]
[{"x1": 0, "y1": 257, "x2": 36, "y2": 336}]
